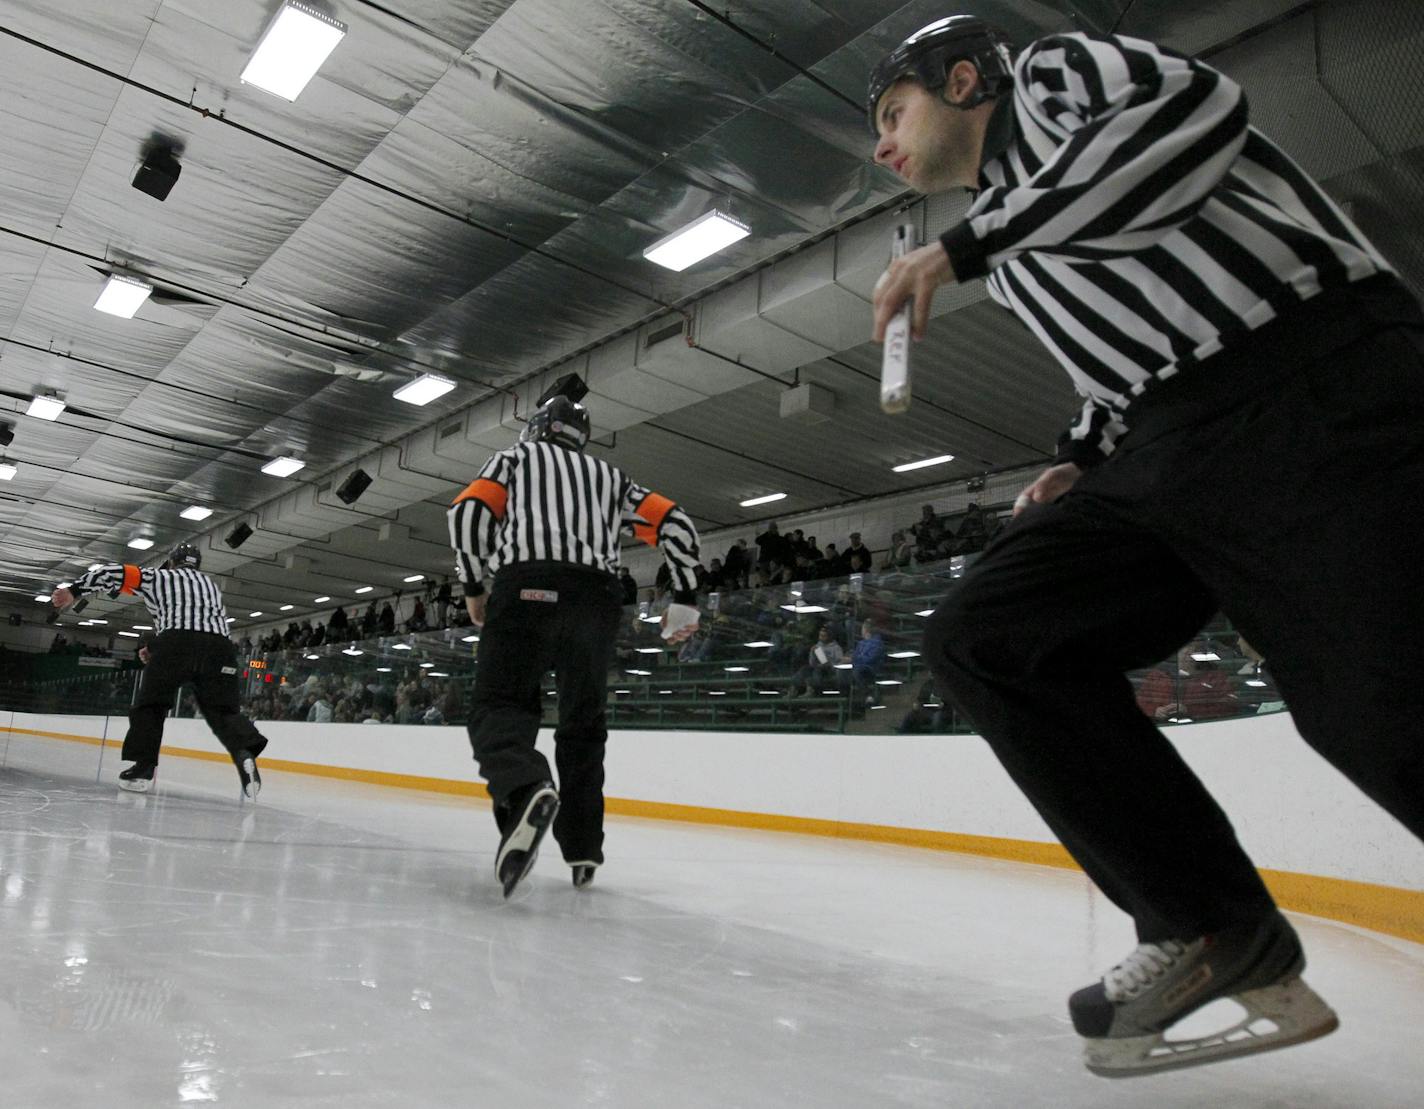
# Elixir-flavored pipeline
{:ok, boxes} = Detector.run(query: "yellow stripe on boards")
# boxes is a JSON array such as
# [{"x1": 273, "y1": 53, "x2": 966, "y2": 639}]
[{"x1": 3, "y1": 723, "x2": 1420, "y2": 944}]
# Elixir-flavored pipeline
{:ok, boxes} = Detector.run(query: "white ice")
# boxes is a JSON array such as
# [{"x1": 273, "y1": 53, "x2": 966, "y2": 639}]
[{"x1": 2, "y1": 730, "x2": 1422, "y2": 1108}]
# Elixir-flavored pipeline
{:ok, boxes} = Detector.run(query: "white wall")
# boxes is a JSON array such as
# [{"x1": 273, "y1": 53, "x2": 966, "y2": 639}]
[{"x1": 8, "y1": 708, "x2": 1421, "y2": 894}]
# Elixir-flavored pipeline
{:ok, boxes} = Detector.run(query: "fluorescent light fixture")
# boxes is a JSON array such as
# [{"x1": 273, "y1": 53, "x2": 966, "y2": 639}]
[
  {"x1": 342, "y1": 647, "x2": 363, "y2": 656},
  {"x1": 876, "y1": 679, "x2": 903, "y2": 686},
  {"x1": 743, "y1": 641, "x2": 773, "y2": 648},
  {"x1": 889, "y1": 650, "x2": 921, "y2": 658},
  {"x1": 780, "y1": 603, "x2": 828, "y2": 614},
  {"x1": 429, "y1": 672, "x2": 449, "y2": 678},
  {"x1": 94, "y1": 274, "x2": 153, "y2": 318},
  {"x1": 280, "y1": 604, "x2": 294, "y2": 611},
  {"x1": 0, "y1": 462, "x2": 16, "y2": 481},
  {"x1": 1190, "y1": 651, "x2": 1221, "y2": 661},
  {"x1": 461, "y1": 635, "x2": 479, "y2": 643},
  {"x1": 724, "y1": 666, "x2": 749, "y2": 673},
  {"x1": 180, "y1": 505, "x2": 213, "y2": 521},
  {"x1": 225, "y1": 617, "x2": 236, "y2": 623},
  {"x1": 261, "y1": 456, "x2": 305, "y2": 477},
  {"x1": 249, "y1": 611, "x2": 263, "y2": 618},
  {"x1": 758, "y1": 690, "x2": 780, "y2": 696},
  {"x1": 57, "y1": 581, "x2": 72, "y2": 589},
  {"x1": 1245, "y1": 679, "x2": 1268, "y2": 688},
  {"x1": 739, "y1": 492, "x2": 786, "y2": 508},
  {"x1": 240, "y1": 1, "x2": 347, "y2": 102},
  {"x1": 305, "y1": 653, "x2": 319, "y2": 660},
  {"x1": 392, "y1": 643, "x2": 412, "y2": 651},
  {"x1": 626, "y1": 668, "x2": 652, "y2": 676},
  {"x1": 33, "y1": 593, "x2": 49, "y2": 602},
  {"x1": 420, "y1": 661, "x2": 435, "y2": 668},
  {"x1": 314, "y1": 595, "x2": 330, "y2": 603},
  {"x1": 916, "y1": 609, "x2": 936, "y2": 617},
  {"x1": 643, "y1": 210, "x2": 750, "y2": 272},
  {"x1": 127, "y1": 537, "x2": 155, "y2": 550},
  {"x1": 892, "y1": 454, "x2": 955, "y2": 473},
  {"x1": 658, "y1": 690, "x2": 673, "y2": 695},
  {"x1": 708, "y1": 690, "x2": 726, "y2": 696},
  {"x1": 87, "y1": 618, "x2": 107, "y2": 625},
  {"x1": 133, "y1": 625, "x2": 153, "y2": 630},
  {"x1": 615, "y1": 690, "x2": 632, "y2": 695},
  {"x1": 834, "y1": 662, "x2": 852, "y2": 670},
  {"x1": 376, "y1": 666, "x2": 392, "y2": 673},
  {"x1": 403, "y1": 574, "x2": 424, "y2": 583},
  {"x1": 354, "y1": 586, "x2": 373, "y2": 595},
  {"x1": 117, "y1": 631, "x2": 140, "y2": 639},
  {"x1": 27, "y1": 394, "x2": 66, "y2": 421},
  {"x1": 635, "y1": 647, "x2": 663, "y2": 654},
  {"x1": 393, "y1": 374, "x2": 456, "y2": 407}
]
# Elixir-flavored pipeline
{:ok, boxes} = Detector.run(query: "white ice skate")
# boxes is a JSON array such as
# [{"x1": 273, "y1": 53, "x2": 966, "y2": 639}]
[{"x1": 1071, "y1": 912, "x2": 1338, "y2": 1077}]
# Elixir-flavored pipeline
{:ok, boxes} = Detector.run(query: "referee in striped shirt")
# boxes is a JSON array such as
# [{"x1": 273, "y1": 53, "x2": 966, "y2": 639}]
[
  {"x1": 868, "y1": 16, "x2": 1423, "y2": 1073},
  {"x1": 51, "y1": 544, "x2": 267, "y2": 798},
  {"x1": 449, "y1": 392, "x2": 701, "y2": 897}
]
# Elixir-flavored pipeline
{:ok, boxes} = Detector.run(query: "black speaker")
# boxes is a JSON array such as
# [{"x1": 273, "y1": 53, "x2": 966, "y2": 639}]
[
  {"x1": 132, "y1": 145, "x2": 182, "y2": 201},
  {"x1": 0, "y1": 422, "x2": 12, "y2": 447},
  {"x1": 336, "y1": 468, "x2": 372, "y2": 505},
  {"x1": 536, "y1": 372, "x2": 588, "y2": 408},
  {"x1": 226, "y1": 522, "x2": 253, "y2": 549}
]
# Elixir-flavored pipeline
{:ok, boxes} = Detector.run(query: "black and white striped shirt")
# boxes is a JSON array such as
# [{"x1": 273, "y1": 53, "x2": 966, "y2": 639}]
[
  {"x1": 447, "y1": 441, "x2": 701, "y2": 599},
  {"x1": 72, "y1": 564, "x2": 231, "y2": 636},
  {"x1": 939, "y1": 31, "x2": 1395, "y2": 465}
]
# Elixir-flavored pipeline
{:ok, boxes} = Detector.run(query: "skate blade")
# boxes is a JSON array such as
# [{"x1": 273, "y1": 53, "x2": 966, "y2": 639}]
[
  {"x1": 1084, "y1": 977, "x2": 1339, "y2": 1078},
  {"x1": 118, "y1": 778, "x2": 151, "y2": 793},
  {"x1": 241, "y1": 758, "x2": 260, "y2": 801},
  {"x1": 496, "y1": 791, "x2": 558, "y2": 898}
]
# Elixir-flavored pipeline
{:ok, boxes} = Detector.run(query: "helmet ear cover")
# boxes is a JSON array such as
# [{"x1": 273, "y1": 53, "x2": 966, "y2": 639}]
[{"x1": 521, "y1": 396, "x2": 591, "y2": 451}]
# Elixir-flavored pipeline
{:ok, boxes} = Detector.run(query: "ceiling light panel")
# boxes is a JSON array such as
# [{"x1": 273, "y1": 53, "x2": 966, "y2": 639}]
[{"x1": 240, "y1": 1, "x2": 348, "y2": 101}]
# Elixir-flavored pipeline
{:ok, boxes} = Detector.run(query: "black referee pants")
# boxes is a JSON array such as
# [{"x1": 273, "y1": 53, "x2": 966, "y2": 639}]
[
  {"x1": 124, "y1": 629, "x2": 269, "y2": 765},
  {"x1": 925, "y1": 279, "x2": 1424, "y2": 942},
  {"x1": 466, "y1": 563, "x2": 624, "y2": 865}
]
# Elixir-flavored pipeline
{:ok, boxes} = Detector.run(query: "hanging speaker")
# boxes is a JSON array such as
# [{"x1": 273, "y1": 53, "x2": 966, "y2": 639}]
[
  {"x1": 132, "y1": 144, "x2": 182, "y2": 202},
  {"x1": 335, "y1": 468, "x2": 372, "y2": 505},
  {"x1": 225, "y1": 522, "x2": 254, "y2": 549},
  {"x1": 536, "y1": 372, "x2": 588, "y2": 407}
]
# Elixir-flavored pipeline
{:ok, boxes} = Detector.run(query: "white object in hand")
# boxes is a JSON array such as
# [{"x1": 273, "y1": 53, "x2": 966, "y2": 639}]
[
  {"x1": 661, "y1": 603, "x2": 700, "y2": 641},
  {"x1": 880, "y1": 222, "x2": 916, "y2": 414}
]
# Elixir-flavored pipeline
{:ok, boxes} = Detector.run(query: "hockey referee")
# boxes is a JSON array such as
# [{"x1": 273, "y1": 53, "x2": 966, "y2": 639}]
[
  {"x1": 449, "y1": 393, "x2": 701, "y2": 897},
  {"x1": 52, "y1": 544, "x2": 268, "y2": 798},
  {"x1": 868, "y1": 15, "x2": 1424, "y2": 1077}
]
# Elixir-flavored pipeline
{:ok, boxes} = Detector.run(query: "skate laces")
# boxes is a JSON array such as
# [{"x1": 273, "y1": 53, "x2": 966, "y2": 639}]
[{"x1": 1103, "y1": 940, "x2": 1189, "y2": 1001}]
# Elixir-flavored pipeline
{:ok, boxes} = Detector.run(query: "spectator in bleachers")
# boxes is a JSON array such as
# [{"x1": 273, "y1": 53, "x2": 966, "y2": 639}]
[
  {"x1": 361, "y1": 602, "x2": 378, "y2": 638},
  {"x1": 722, "y1": 538, "x2": 750, "y2": 589},
  {"x1": 306, "y1": 690, "x2": 333, "y2": 723},
  {"x1": 617, "y1": 566, "x2": 638, "y2": 605},
  {"x1": 437, "y1": 577, "x2": 454, "y2": 622},
  {"x1": 755, "y1": 522, "x2": 790, "y2": 572},
  {"x1": 816, "y1": 544, "x2": 840, "y2": 579},
  {"x1": 787, "y1": 625, "x2": 845, "y2": 698},
  {"x1": 408, "y1": 598, "x2": 428, "y2": 633},
  {"x1": 911, "y1": 504, "x2": 944, "y2": 562},
  {"x1": 881, "y1": 530, "x2": 914, "y2": 570},
  {"x1": 950, "y1": 503, "x2": 991, "y2": 555},
  {"x1": 328, "y1": 606, "x2": 349, "y2": 638},
  {"x1": 379, "y1": 601, "x2": 396, "y2": 636},
  {"x1": 703, "y1": 558, "x2": 729, "y2": 593},
  {"x1": 841, "y1": 532, "x2": 874, "y2": 574},
  {"x1": 848, "y1": 620, "x2": 887, "y2": 705}
]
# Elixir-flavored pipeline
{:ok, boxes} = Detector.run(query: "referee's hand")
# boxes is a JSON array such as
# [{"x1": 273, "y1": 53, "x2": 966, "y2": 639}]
[
  {"x1": 51, "y1": 586, "x2": 75, "y2": 610},
  {"x1": 465, "y1": 595, "x2": 487, "y2": 628},
  {"x1": 1013, "y1": 462, "x2": 1083, "y2": 516},
  {"x1": 872, "y1": 241, "x2": 956, "y2": 343}
]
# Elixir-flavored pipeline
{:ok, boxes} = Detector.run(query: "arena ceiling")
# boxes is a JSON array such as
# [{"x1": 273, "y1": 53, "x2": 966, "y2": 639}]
[{"x1": 0, "y1": 0, "x2": 1419, "y2": 637}]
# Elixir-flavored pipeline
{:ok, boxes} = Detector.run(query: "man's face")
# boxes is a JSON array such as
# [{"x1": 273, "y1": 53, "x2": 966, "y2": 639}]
[{"x1": 873, "y1": 76, "x2": 978, "y2": 193}]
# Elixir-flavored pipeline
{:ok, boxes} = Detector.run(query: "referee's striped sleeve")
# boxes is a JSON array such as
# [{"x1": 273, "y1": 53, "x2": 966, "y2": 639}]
[
  {"x1": 72, "y1": 564, "x2": 229, "y2": 634},
  {"x1": 942, "y1": 33, "x2": 1248, "y2": 278},
  {"x1": 448, "y1": 451, "x2": 511, "y2": 596},
  {"x1": 622, "y1": 480, "x2": 701, "y2": 600}
]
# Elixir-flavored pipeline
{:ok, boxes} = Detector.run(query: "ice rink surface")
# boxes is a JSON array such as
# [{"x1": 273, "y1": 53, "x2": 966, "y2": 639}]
[{"x1": 3, "y1": 730, "x2": 1422, "y2": 1108}]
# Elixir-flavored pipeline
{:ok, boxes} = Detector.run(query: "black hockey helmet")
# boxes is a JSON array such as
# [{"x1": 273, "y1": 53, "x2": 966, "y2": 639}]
[
  {"x1": 868, "y1": 15, "x2": 1016, "y2": 134},
  {"x1": 520, "y1": 395, "x2": 591, "y2": 451},
  {"x1": 167, "y1": 543, "x2": 202, "y2": 570}
]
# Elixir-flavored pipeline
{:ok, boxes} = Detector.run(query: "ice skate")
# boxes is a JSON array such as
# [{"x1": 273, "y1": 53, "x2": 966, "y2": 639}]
[
  {"x1": 117, "y1": 762, "x2": 155, "y2": 793},
  {"x1": 234, "y1": 751, "x2": 261, "y2": 801},
  {"x1": 1071, "y1": 911, "x2": 1338, "y2": 1077},
  {"x1": 494, "y1": 782, "x2": 558, "y2": 898},
  {"x1": 569, "y1": 861, "x2": 598, "y2": 889}
]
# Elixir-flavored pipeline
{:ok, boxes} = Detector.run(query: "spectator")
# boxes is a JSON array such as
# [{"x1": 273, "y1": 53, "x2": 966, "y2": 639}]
[
  {"x1": 788, "y1": 626, "x2": 845, "y2": 698},
  {"x1": 881, "y1": 530, "x2": 914, "y2": 570},
  {"x1": 723, "y1": 538, "x2": 751, "y2": 590},
  {"x1": 408, "y1": 598, "x2": 427, "y2": 633},
  {"x1": 617, "y1": 566, "x2": 638, "y2": 606},
  {"x1": 816, "y1": 544, "x2": 840, "y2": 579},
  {"x1": 950, "y1": 503, "x2": 990, "y2": 555},
  {"x1": 911, "y1": 505, "x2": 943, "y2": 562},
  {"x1": 361, "y1": 602, "x2": 378, "y2": 638},
  {"x1": 841, "y1": 532, "x2": 874, "y2": 574},
  {"x1": 328, "y1": 606, "x2": 349, "y2": 637},
  {"x1": 848, "y1": 620, "x2": 887, "y2": 704},
  {"x1": 307, "y1": 692, "x2": 333, "y2": 723},
  {"x1": 703, "y1": 558, "x2": 728, "y2": 593},
  {"x1": 756, "y1": 522, "x2": 791, "y2": 572}
]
